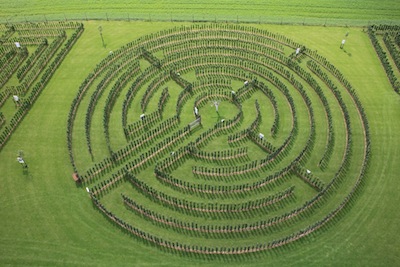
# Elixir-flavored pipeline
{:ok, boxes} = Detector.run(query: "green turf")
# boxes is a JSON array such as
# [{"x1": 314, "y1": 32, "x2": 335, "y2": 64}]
[
  {"x1": 0, "y1": 19, "x2": 399, "y2": 266},
  {"x1": 1, "y1": 0, "x2": 400, "y2": 26}
]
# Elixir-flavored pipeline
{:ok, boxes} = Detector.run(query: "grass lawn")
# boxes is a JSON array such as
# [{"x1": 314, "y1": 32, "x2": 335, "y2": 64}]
[
  {"x1": 1, "y1": 0, "x2": 400, "y2": 25},
  {"x1": 0, "y1": 19, "x2": 399, "y2": 266}
]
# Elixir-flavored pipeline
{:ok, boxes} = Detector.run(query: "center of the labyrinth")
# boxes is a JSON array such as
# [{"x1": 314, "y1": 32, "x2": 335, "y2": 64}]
[{"x1": 67, "y1": 24, "x2": 370, "y2": 255}]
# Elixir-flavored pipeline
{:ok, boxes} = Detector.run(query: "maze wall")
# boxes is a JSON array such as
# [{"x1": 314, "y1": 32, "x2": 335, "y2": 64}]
[{"x1": 67, "y1": 24, "x2": 370, "y2": 255}]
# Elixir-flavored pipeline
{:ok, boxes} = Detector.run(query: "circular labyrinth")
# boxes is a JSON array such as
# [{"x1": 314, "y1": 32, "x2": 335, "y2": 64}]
[{"x1": 67, "y1": 24, "x2": 370, "y2": 255}]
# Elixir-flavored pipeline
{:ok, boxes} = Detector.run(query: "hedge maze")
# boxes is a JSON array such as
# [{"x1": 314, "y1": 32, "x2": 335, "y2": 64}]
[
  {"x1": 63, "y1": 24, "x2": 372, "y2": 255},
  {"x1": 0, "y1": 21, "x2": 83, "y2": 150},
  {"x1": 2, "y1": 22, "x2": 372, "y2": 255}
]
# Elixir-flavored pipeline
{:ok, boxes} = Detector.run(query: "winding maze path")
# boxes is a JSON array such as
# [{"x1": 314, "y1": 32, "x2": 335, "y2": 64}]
[{"x1": 67, "y1": 24, "x2": 370, "y2": 255}]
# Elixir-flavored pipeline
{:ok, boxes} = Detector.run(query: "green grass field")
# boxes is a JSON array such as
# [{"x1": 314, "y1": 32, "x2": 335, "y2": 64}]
[
  {"x1": 1, "y1": 0, "x2": 400, "y2": 25},
  {"x1": 1, "y1": 1, "x2": 400, "y2": 267}
]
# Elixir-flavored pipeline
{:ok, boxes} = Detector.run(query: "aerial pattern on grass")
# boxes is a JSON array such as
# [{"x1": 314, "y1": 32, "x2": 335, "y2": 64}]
[
  {"x1": 64, "y1": 23, "x2": 372, "y2": 254},
  {"x1": 0, "y1": 21, "x2": 84, "y2": 151},
  {"x1": 367, "y1": 25, "x2": 400, "y2": 93},
  {"x1": 3, "y1": 20, "x2": 400, "y2": 257}
]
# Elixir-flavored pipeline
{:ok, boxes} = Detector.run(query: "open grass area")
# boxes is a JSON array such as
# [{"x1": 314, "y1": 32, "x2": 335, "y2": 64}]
[
  {"x1": 1, "y1": 0, "x2": 400, "y2": 25},
  {"x1": 0, "y1": 4, "x2": 400, "y2": 266}
]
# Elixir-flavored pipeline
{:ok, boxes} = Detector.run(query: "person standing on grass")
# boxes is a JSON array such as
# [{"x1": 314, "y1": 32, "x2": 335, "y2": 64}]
[{"x1": 17, "y1": 156, "x2": 28, "y2": 168}]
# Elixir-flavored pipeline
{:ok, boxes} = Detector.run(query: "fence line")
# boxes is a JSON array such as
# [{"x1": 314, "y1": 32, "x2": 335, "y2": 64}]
[{"x1": 1, "y1": 12, "x2": 400, "y2": 27}]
